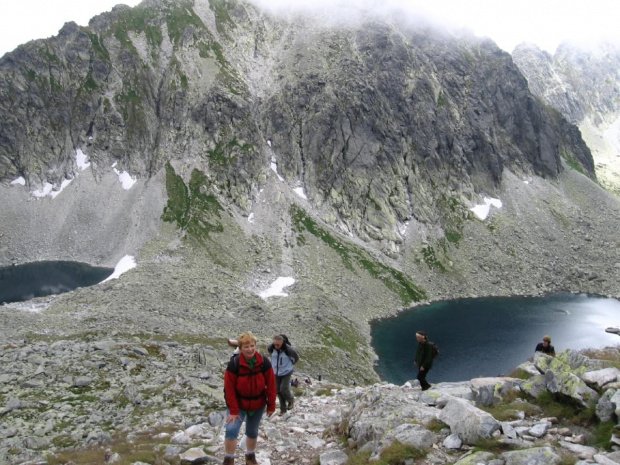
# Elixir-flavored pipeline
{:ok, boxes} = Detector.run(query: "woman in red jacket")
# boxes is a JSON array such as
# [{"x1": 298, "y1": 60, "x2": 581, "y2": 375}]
[{"x1": 223, "y1": 332, "x2": 276, "y2": 465}]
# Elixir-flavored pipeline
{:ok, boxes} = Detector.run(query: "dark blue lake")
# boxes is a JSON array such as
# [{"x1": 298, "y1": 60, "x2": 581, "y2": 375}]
[
  {"x1": 371, "y1": 293, "x2": 620, "y2": 385},
  {"x1": 0, "y1": 261, "x2": 114, "y2": 304}
]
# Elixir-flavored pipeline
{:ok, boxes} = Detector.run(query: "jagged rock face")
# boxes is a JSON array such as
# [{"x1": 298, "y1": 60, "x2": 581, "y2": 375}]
[
  {"x1": 513, "y1": 41, "x2": 620, "y2": 125},
  {"x1": 0, "y1": 0, "x2": 594, "y2": 245},
  {"x1": 513, "y1": 41, "x2": 620, "y2": 191}
]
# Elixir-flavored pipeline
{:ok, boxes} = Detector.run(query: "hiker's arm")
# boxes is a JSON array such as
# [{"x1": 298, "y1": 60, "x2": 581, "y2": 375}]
[
  {"x1": 288, "y1": 346, "x2": 299, "y2": 364},
  {"x1": 265, "y1": 367, "x2": 277, "y2": 414},
  {"x1": 223, "y1": 370, "x2": 240, "y2": 415}
]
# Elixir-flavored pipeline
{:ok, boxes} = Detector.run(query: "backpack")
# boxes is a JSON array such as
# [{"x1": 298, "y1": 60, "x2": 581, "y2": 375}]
[
  {"x1": 224, "y1": 353, "x2": 271, "y2": 403},
  {"x1": 280, "y1": 334, "x2": 291, "y2": 346},
  {"x1": 226, "y1": 353, "x2": 270, "y2": 376},
  {"x1": 430, "y1": 341, "x2": 439, "y2": 359}
]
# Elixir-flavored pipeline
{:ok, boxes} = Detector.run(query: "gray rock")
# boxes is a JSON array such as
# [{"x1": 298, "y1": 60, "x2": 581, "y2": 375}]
[
  {"x1": 501, "y1": 446, "x2": 562, "y2": 464},
  {"x1": 470, "y1": 377, "x2": 523, "y2": 406},
  {"x1": 528, "y1": 423, "x2": 549, "y2": 438},
  {"x1": 559, "y1": 441, "x2": 597, "y2": 460},
  {"x1": 443, "y1": 433, "x2": 462, "y2": 449},
  {"x1": 319, "y1": 449, "x2": 348, "y2": 465},
  {"x1": 544, "y1": 370, "x2": 599, "y2": 409},
  {"x1": 582, "y1": 368, "x2": 620, "y2": 389},
  {"x1": 437, "y1": 397, "x2": 501, "y2": 444},
  {"x1": 73, "y1": 376, "x2": 93, "y2": 387}
]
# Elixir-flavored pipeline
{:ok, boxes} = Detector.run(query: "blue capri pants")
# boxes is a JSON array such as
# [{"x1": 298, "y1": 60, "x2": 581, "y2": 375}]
[{"x1": 224, "y1": 407, "x2": 266, "y2": 440}]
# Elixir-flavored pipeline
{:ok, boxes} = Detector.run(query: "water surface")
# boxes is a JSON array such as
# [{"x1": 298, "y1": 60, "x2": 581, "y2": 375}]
[
  {"x1": 371, "y1": 293, "x2": 620, "y2": 385},
  {"x1": 0, "y1": 261, "x2": 114, "y2": 304}
]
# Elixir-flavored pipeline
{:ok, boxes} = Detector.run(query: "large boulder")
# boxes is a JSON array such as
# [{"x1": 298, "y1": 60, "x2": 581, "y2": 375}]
[
  {"x1": 345, "y1": 385, "x2": 438, "y2": 447},
  {"x1": 544, "y1": 370, "x2": 599, "y2": 409},
  {"x1": 534, "y1": 350, "x2": 604, "y2": 376},
  {"x1": 521, "y1": 374, "x2": 547, "y2": 398},
  {"x1": 582, "y1": 368, "x2": 620, "y2": 390},
  {"x1": 437, "y1": 397, "x2": 501, "y2": 444},
  {"x1": 470, "y1": 377, "x2": 523, "y2": 406},
  {"x1": 596, "y1": 389, "x2": 617, "y2": 422}
]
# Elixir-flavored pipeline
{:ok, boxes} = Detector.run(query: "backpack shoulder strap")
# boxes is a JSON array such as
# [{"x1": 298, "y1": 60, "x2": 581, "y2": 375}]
[{"x1": 226, "y1": 354, "x2": 241, "y2": 374}]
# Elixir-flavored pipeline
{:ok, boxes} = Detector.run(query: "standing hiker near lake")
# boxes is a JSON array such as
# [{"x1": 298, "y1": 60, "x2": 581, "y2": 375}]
[{"x1": 414, "y1": 330, "x2": 434, "y2": 391}]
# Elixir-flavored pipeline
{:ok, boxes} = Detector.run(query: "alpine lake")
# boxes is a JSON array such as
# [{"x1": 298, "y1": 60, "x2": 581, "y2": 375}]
[
  {"x1": 0, "y1": 261, "x2": 114, "y2": 304},
  {"x1": 371, "y1": 293, "x2": 620, "y2": 385}
]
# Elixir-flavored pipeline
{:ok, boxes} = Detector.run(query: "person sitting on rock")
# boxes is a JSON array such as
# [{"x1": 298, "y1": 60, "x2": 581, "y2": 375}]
[{"x1": 535, "y1": 335, "x2": 556, "y2": 356}]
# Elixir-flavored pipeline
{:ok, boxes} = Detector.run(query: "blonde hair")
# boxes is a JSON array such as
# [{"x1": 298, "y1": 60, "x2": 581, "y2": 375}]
[{"x1": 237, "y1": 332, "x2": 258, "y2": 348}]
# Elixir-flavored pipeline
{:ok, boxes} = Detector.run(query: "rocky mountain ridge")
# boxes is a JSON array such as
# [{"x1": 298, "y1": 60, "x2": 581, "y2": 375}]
[{"x1": 512, "y1": 40, "x2": 620, "y2": 194}]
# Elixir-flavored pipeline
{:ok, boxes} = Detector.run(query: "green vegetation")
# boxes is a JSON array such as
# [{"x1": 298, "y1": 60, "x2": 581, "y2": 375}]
[
  {"x1": 291, "y1": 205, "x2": 426, "y2": 303},
  {"x1": 208, "y1": 139, "x2": 254, "y2": 168},
  {"x1": 208, "y1": 0, "x2": 237, "y2": 35},
  {"x1": 165, "y1": 0, "x2": 206, "y2": 45},
  {"x1": 421, "y1": 245, "x2": 446, "y2": 272},
  {"x1": 46, "y1": 425, "x2": 184, "y2": 465},
  {"x1": 345, "y1": 440, "x2": 426, "y2": 465},
  {"x1": 114, "y1": 6, "x2": 163, "y2": 52},
  {"x1": 161, "y1": 163, "x2": 225, "y2": 243},
  {"x1": 84, "y1": 30, "x2": 110, "y2": 61},
  {"x1": 319, "y1": 317, "x2": 365, "y2": 353},
  {"x1": 437, "y1": 91, "x2": 447, "y2": 107},
  {"x1": 551, "y1": 208, "x2": 571, "y2": 228}
]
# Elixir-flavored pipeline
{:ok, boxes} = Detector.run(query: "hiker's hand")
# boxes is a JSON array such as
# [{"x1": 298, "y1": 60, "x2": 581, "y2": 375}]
[
  {"x1": 267, "y1": 410, "x2": 275, "y2": 417},
  {"x1": 420, "y1": 366, "x2": 425, "y2": 371},
  {"x1": 414, "y1": 361, "x2": 418, "y2": 366},
  {"x1": 226, "y1": 414, "x2": 240, "y2": 424}
]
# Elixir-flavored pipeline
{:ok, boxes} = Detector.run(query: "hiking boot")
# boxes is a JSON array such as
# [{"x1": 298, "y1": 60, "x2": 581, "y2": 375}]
[
  {"x1": 421, "y1": 384, "x2": 432, "y2": 391},
  {"x1": 287, "y1": 399, "x2": 294, "y2": 410},
  {"x1": 223, "y1": 457, "x2": 234, "y2": 465},
  {"x1": 245, "y1": 453, "x2": 258, "y2": 465}
]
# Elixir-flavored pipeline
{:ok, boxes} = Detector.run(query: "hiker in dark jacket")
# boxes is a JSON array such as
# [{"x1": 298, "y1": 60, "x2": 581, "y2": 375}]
[
  {"x1": 223, "y1": 332, "x2": 276, "y2": 465},
  {"x1": 535, "y1": 335, "x2": 556, "y2": 356},
  {"x1": 267, "y1": 334, "x2": 299, "y2": 414},
  {"x1": 414, "y1": 330, "x2": 434, "y2": 391}
]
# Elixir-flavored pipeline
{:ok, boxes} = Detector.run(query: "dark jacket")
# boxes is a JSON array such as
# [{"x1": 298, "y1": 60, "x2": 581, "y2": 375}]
[
  {"x1": 267, "y1": 343, "x2": 299, "y2": 377},
  {"x1": 535, "y1": 342, "x2": 556, "y2": 356},
  {"x1": 224, "y1": 352, "x2": 276, "y2": 415},
  {"x1": 415, "y1": 340, "x2": 434, "y2": 371}
]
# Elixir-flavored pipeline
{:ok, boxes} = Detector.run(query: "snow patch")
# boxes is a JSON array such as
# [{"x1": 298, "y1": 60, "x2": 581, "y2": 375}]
[
  {"x1": 32, "y1": 183, "x2": 54, "y2": 198},
  {"x1": 270, "y1": 157, "x2": 284, "y2": 181},
  {"x1": 470, "y1": 197, "x2": 502, "y2": 220},
  {"x1": 10, "y1": 177, "x2": 26, "y2": 186},
  {"x1": 248, "y1": 212, "x2": 255, "y2": 223},
  {"x1": 259, "y1": 277, "x2": 295, "y2": 299},
  {"x1": 101, "y1": 255, "x2": 137, "y2": 283},
  {"x1": 293, "y1": 187, "x2": 307, "y2": 199},
  {"x1": 76, "y1": 149, "x2": 90, "y2": 171},
  {"x1": 50, "y1": 178, "x2": 73, "y2": 199},
  {"x1": 113, "y1": 168, "x2": 137, "y2": 190}
]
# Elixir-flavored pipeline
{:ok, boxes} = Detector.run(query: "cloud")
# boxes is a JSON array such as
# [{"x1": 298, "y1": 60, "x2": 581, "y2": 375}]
[{"x1": 247, "y1": 0, "x2": 620, "y2": 54}]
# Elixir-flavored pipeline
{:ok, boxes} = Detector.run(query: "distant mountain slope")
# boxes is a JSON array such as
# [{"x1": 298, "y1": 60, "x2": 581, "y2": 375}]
[
  {"x1": 513, "y1": 41, "x2": 620, "y2": 193},
  {"x1": 0, "y1": 0, "x2": 594, "y2": 248}
]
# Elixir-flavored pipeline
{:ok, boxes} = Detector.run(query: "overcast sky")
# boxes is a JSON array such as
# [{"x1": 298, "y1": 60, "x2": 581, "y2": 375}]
[{"x1": 1, "y1": 0, "x2": 619, "y2": 58}]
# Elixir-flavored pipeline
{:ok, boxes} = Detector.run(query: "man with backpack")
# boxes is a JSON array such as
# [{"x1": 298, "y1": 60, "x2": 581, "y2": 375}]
[
  {"x1": 223, "y1": 332, "x2": 276, "y2": 465},
  {"x1": 414, "y1": 330, "x2": 435, "y2": 391},
  {"x1": 267, "y1": 334, "x2": 299, "y2": 414}
]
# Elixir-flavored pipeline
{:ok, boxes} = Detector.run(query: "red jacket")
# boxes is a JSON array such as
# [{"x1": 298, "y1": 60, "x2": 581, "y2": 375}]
[{"x1": 224, "y1": 352, "x2": 276, "y2": 416}]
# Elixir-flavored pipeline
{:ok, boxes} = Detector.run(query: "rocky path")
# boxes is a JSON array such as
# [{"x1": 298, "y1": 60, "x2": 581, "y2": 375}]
[{"x1": 4, "y1": 337, "x2": 620, "y2": 465}]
